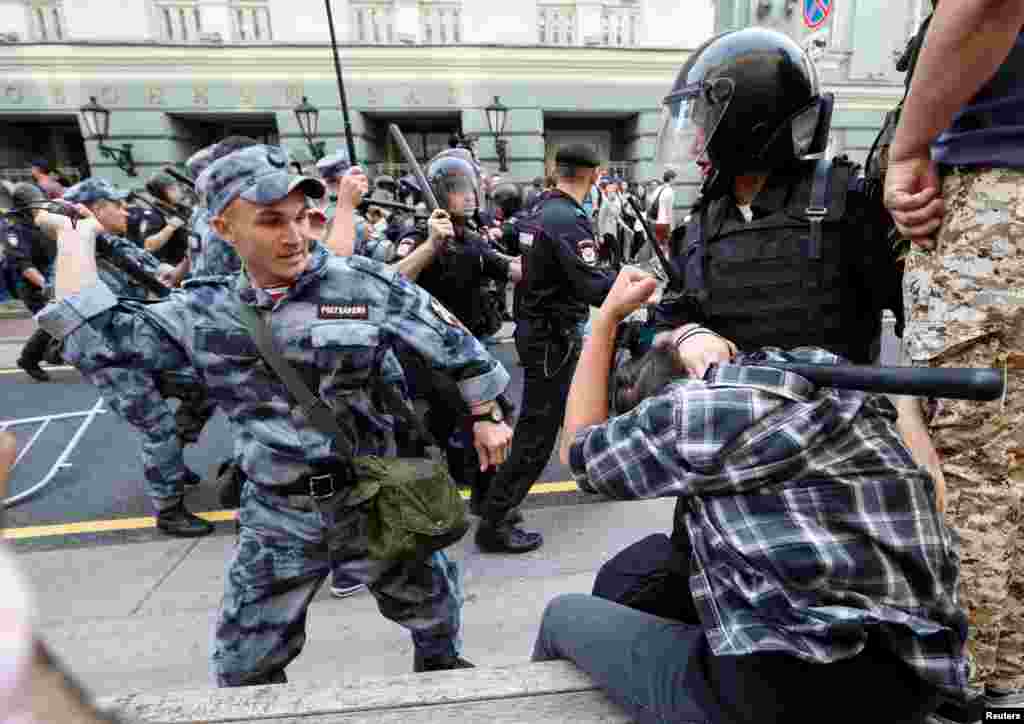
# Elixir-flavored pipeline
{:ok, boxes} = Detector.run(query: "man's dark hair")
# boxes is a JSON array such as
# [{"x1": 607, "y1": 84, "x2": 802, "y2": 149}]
[
  {"x1": 31, "y1": 158, "x2": 51, "y2": 173},
  {"x1": 663, "y1": 169, "x2": 678, "y2": 183},
  {"x1": 611, "y1": 344, "x2": 681, "y2": 415}
]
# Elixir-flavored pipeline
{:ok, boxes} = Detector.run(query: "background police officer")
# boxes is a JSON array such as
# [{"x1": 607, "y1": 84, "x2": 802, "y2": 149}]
[
  {"x1": 3, "y1": 183, "x2": 58, "y2": 382},
  {"x1": 47, "y1": 179, "x2": 213, "y2": 536},
  {"x1": 475, "y1": 144, "x2": 616, "y2": 554},
  {"x1": 315, "y1": 149, "x2": 370, "y2": 257}
]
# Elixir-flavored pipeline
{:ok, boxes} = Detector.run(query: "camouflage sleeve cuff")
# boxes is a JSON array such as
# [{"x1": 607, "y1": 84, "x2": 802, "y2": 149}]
[
  {"x1": 456, "y1": 360, "x2": 511, "y2": 408},
  {"x1": 35, "y1": 281, "x2": 118, "y2": 339}
]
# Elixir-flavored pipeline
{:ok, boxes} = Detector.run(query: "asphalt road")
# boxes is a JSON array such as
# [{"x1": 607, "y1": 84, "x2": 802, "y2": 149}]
[{"x1": 1, "y1": 342, "x2": 587, "y2": 537}]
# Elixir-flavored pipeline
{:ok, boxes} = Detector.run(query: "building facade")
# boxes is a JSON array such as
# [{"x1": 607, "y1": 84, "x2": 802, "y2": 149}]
[{"x1": 1, "y1": 0, "x2": 926, "y2": 214}]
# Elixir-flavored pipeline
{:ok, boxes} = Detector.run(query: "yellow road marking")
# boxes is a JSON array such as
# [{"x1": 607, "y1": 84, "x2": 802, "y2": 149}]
[{"x1": 2, "y1": 480, "x2": 582, "y2": 540}]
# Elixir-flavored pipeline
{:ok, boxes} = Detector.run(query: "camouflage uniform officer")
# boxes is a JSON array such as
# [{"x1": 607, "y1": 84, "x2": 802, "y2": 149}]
[
  {"x1": 885, "y1": 0, "x2": 1024, "y2": 706},
  {"x1": 59, "y1": 179, "x2": 213, "y2": 537},
  {"x1": 39, "y1": 144, "x2": 513, "y2": 685},
  {"x1": 316, "y1": 149, "x2": 371, "y2": 257}
]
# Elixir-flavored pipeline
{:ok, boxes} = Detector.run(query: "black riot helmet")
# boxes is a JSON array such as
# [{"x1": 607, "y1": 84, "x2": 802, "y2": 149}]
[
  {"x1": 492, "y1": 182, "x2": 523, "y2": 220},
  {"x1": 655, "y1": 27, "x2": 831, "y2": 195},
  {"x1": 425, "y1": 150, "x2": 481, "y2": 222}
]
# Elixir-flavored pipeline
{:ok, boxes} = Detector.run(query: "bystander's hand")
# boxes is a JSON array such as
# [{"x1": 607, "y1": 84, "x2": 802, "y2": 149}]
[{"x1": 884, "y1": 151, "x2": 945, "y2": 251}]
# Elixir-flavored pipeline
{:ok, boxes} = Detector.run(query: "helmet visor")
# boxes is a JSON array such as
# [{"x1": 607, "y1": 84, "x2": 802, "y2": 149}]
[
  {"x1": 428, "y1": 156, "x2": 480, "y2": 218},
  {"x1": 654, "y1": 80, "x2": 733, "y2": 172}
]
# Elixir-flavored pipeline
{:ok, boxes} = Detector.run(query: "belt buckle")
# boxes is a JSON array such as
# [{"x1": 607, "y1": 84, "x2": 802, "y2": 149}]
[{"x1": 308, "y1": 473, "x2": 336, "y2": 501}]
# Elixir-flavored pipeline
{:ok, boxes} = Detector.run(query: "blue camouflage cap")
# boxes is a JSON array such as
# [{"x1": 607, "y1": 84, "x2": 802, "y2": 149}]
[
  {"x1": 185, "y1": 145, "x2": 215, "y2": 180},
  {"x1": 197, "y1": 144, "x2": 325, "y2": 217},
  {"x1": 315, "y1": 149, "x2": 352, "y2": 180},
  {"x1": 62, "y1": 178, "x2": 130, "y2": 205}
]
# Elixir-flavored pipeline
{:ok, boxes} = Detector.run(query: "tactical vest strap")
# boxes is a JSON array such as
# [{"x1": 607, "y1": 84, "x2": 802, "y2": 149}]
[{"x1": 806, "y1": 158, "x2": 831, "y2": 261}]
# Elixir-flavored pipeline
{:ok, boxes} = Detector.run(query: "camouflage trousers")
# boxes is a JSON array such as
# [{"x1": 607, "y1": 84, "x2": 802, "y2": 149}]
[
  {"x1": 902, "y1": 166, "x2": 1024, "y2": 693},
  {"x1": 86, "y1": 367, "x2": 198, "y2": 512},
  {"x1": 211, "y1": 480, "x2": 464, "y2": 687}
]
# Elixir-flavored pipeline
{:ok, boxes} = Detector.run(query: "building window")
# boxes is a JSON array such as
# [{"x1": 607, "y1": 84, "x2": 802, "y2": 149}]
[
  {"x1": 600, "y1": 2, "x2": 640, "y2": 46},
  {"x1": 25, "y1": 1, "x2": 65, "y2": 41},
  {"x1": 231, "y1": 1, "x2": 272, "y2": 42},
  {"x1": 420, "y1": 2, "x2": 461, "y2": 44},
  {"x1": 538, "y1": 3, "x2": 576, "y2": 45},
  {"x1": 351, "y1": 1, "x2": 395, "y2": 43},
  {"x1": 155, "y1": 0, "x2": 202, "y2": 42}
]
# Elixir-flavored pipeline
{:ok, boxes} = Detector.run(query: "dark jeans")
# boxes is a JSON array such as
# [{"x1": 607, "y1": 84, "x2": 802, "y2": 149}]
[
  {"x1": 533, "y1": 594, "x2": 941, "y2": 724},
  {"x1": 478, "y1": 322, "x2": 581, "y2": 522}
]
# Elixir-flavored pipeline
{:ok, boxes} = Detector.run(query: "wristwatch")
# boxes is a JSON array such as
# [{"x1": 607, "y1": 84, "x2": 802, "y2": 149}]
[{"x1": 470, "y1": 405, "x2": 504, "y2": 425}]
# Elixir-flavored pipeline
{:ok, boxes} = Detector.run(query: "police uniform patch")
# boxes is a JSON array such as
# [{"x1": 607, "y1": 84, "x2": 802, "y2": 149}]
[
  {"x1": 519, "y1": 231, "x2": 534, "y2": 249},
  {"x1": 577, "y1": 239, "x2": 597, "y2": 265},
  {"x1": 318, "y1": 303, "x2": 369, "y2": 320},
  {"x1": 7, "y1": 233, "x2": 17, "y2": 247},
  {"x1": 431, "y1": 298, "x2": 467, "y2": 330}
]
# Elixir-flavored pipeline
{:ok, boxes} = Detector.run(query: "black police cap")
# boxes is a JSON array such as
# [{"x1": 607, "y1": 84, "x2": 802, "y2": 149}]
[{"x1": 555, "y1": 144, "x2": 602, "y2": 169}]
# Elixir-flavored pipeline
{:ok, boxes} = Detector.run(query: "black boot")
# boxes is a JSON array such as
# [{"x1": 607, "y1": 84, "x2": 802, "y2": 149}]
[
  {"x1": 18, "y1": 329, "x2": 52, "y2": 382},
  {"x1": 156, "y1": 501, "x2": 213, "y2": 537},
  {"x1": 475, "y1": 516, "x2": 543, "y2": 554},
  {"x1": 413, "y1": 652, "x2": 476, "y2": 673}
]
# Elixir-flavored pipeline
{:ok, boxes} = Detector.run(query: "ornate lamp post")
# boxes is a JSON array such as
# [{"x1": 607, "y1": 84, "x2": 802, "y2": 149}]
[
  {"x1": 294, "y1": 96, "x2": 326, "y2": 162},
  {"x1": 484, "y1": 96, "x2": 510, "y2": 172},
  {"x1": 79, "y1": 96, "x2": 137, "y2": 177}
]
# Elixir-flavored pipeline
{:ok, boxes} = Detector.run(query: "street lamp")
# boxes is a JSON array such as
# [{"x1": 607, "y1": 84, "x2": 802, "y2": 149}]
[
  {"x1": 294, "y1": 96, "x2": 326, "y2": 162},
  {"x1": 79, "y1": 95, "x2": 137, "y2": 177},
  {"x1": 484, "y1": 96, "x2": 510, "y2": 172}
]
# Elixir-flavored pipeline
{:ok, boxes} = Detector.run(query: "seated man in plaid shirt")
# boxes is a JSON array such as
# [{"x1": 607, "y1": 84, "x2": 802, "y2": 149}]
[{"x1": 531, "y1": 268, "x2": 968, "y2": 724}]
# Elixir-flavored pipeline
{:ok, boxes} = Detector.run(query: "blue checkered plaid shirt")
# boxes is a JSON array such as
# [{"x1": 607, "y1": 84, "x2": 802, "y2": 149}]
[{"x1": 569, "y1": 347, "x2": 968, "y2": 698}]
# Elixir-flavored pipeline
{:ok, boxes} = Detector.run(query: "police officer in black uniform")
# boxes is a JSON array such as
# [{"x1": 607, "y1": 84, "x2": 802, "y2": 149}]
[
  {"x1": 475, "y1": 144, "x2": 616, "y2": 553},
  {"x1": 126, "y1": 173, "x2": 191, "y2": 265},
  {"x1": 3, "y1": 184, "x2": 58, "y2": 382},
  {"x1": 392, "y1": 150, "x2": 521, "y2": 510}
]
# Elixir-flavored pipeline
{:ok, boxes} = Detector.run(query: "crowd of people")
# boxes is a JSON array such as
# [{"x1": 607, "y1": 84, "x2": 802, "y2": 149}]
[{"x1": 1, "y1": 0, "x2": 1022, "y2": 721}]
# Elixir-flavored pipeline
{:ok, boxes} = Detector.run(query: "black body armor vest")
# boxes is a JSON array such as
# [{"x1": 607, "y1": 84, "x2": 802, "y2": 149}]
[{"x1": 681, "y1": 158, "x2": 889, "y2": 364}]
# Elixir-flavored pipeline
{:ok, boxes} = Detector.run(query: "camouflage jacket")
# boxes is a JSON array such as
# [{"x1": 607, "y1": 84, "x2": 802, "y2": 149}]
[{"x1": 38, "y1": 243, "x2": 509, "y2": 487}]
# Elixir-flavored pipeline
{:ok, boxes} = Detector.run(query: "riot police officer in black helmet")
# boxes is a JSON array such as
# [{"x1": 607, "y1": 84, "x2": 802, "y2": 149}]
[
  {"x1": 596, "y1": 26, "x2": 941, "y2": 648},
  {"x1": 392, "y1": 149, "x2": 520, "y2": 514},
  {"x1": 650, "y1": 26, "x2": 902, "y2": 365}
]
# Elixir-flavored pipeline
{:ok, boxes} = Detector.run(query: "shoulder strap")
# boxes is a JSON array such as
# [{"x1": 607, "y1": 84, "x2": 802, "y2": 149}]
[
  {"x1": 805, "y1": 158, "x2": 832, "y2": 261},
  {"x1": 236, "y1": 304, "x2": 354, "y2": 459}
]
